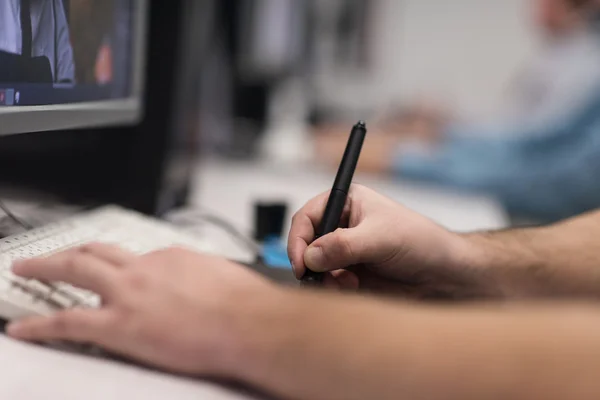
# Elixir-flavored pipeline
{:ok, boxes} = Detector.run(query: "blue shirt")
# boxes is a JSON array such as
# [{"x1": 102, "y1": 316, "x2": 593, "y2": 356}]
[{"x1": 396, "y1": 89, "x2": 600, "y2": 222}]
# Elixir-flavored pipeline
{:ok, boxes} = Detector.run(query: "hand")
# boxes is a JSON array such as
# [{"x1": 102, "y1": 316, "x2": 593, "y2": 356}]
[
  {"x1": 95, "y1": 43, "x2": 113, "y2": 85},
  {"x1": 6, "y1": 244, "x2": 280, "y2": 377},
  {"x1": 313, "y1": 132, "x2": 400, "y2": 174},
  {"x1": 288, "y1": 185, "x2": 492, "y2": 299},
  {"x1": 386, "y1": 113, "x2": 442, "y2": 144},
  {"x1": 312, "y1": 114, "x2": 445, "y2": 174}
]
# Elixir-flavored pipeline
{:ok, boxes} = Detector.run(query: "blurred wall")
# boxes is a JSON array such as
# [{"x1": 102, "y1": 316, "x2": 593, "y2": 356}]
[{"x1": 316, "y1": 0, "x2": 538, "y2": 121}]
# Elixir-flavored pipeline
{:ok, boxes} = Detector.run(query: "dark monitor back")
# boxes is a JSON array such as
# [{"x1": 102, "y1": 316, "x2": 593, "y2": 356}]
[{"x1": 0, "y1": 0, "x2": 214, "y2": 215}]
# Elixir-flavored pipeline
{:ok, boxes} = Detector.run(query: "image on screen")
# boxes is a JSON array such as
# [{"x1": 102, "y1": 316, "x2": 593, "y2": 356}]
[{"x1": 0, "y1": 0, "x2": 136, "y2": 107}]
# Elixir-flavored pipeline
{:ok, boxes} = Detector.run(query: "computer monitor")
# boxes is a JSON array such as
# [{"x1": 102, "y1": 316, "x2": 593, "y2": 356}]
[
  {"x1": 0, "y1": 0, "x2": 147, "y2": 135},
  {"x1": 0, "y1": 0, "x2": 214, "y2": 215}
]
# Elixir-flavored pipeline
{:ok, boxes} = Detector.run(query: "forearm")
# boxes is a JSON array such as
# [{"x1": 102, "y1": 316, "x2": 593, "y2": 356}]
[
  {"x1": 314, "y1": 132, "x2": 396, "y2": 174},
  {"x1": 460, "y1": 209, "x2": 600, "y2": 298},
  {"x1": 230, "y1": 290, "x2": 600, "y2": 400}
]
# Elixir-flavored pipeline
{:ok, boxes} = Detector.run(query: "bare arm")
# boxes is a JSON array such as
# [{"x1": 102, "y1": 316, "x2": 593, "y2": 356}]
[
  {"x1": 313, "y1": 131, "x2": 396, "y2": 174},
  {"x1": 458, "y1": 209, "x2": 600, "y2": 299},
  {"x1": 234, "y1": 290, "x2": 600, "y2": 400},
  {"x1": 288, "y1": 186, "x2": 600, "y2": 301},
  {"x1": 9, "y1": 244, "x2": 600, "y2": 400}
]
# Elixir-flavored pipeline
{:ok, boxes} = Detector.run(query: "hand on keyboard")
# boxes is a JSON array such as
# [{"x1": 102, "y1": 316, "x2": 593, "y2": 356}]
[{"x1": 5, "y1": 243, "x2": 280, "y2": 377}]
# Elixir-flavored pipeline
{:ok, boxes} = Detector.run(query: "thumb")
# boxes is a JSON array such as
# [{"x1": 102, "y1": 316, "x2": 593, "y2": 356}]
[{"x1": 304, "y1": 228, "x2": 364, "y2": 272}]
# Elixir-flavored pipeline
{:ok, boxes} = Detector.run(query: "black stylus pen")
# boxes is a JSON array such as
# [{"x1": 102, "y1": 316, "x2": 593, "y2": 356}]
[{"x1": 302, "y1": 121, "x2": 367, "y2": 285}]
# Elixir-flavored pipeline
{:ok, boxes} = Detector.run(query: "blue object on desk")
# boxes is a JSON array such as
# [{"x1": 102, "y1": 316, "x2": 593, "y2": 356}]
[{"x1": 262, "y1": 236, "x2": 292, "y2": 269}]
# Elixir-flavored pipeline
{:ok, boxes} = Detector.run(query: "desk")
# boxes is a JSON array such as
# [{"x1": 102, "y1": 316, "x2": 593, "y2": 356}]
[
  {"x1": 0, "y1": 158, "x2": 508, "y2": 400},
  {"x1": 192, "y1": 158, "x2": 509, "y2": 259},
  {"x1": 0, "y1": 335, "x2": 259, "y2": 400}
]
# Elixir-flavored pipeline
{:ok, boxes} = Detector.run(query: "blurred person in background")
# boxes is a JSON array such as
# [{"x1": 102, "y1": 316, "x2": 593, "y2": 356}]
[
  {"x1": 315, "y1": 0, "x2": 600, "y2": 222},
  {"x1": 94, "y1": 40, "x2": 113, "y2": 85},
  {"x1": 68, "y1": 0, "x2": 116, "y2": 86},
  {"x1": 0, "y1": 0, "x2": 75, "y2": 83}
]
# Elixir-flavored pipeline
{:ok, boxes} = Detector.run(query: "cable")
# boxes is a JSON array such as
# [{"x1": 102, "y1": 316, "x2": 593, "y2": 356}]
[
  {"x1": 167, "y1": 209, "x2": 263, "y2": 258},
  {"x1": 197, "y1": 214, "x2": 263, "y2": 255},
  {"x1": 0, "y1": 200, "x2": 33, "y2": 230}
]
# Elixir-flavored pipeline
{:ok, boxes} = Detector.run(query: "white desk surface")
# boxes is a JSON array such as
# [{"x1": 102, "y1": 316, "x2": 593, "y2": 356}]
[
  {"x1": 0, "y1": 158, "x2": 508, "y2": 400},
  {"x1": 0, "y1": 335, "x2": 260, "y2": 400},
  {"x1": 192, "y1": 158, "x2": 509, "y2": 259}
]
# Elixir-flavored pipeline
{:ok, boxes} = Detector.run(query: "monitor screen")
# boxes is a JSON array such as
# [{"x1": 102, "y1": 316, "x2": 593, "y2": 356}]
[{"x1": 0, "y1": 0, "x2": 147, "y2": 135}]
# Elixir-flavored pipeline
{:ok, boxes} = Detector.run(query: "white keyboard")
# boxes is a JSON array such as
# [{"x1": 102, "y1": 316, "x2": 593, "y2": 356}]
[{"x1": 0, "y1": 206, "x2": 216, "y2": 320}]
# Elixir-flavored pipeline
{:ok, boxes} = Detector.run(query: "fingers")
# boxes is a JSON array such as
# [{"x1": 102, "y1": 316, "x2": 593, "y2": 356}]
[
  {"x1": 330, "y1": 270, "x2": 360, "y2": 290},
  {"x1": 287, "y1": 192, "x2": 330, "y2": 279},
  {"x1": 12, "y1": 252, "x2": 120, "y2": 298},
  {"x1": 79, "y1": 243, "x2": 136, "y2": 267},
  {"x1": 323, "y1": 270, "x2": 360, "y2": 291},
  {"x1": 288, "y1": 191, "x2": 355, "y2": 279},
  {"x1": 304, "y1": 228, "x2": 365, "y2": 273},
  {"x1": 6, "y1": 308, "x2": 115, "y2": 344}
]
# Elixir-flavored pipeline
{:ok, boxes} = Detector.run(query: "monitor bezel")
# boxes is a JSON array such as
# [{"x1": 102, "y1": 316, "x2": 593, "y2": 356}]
[{"x1": 0, "y1": 0, "x2": 148, "y2": 136}]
